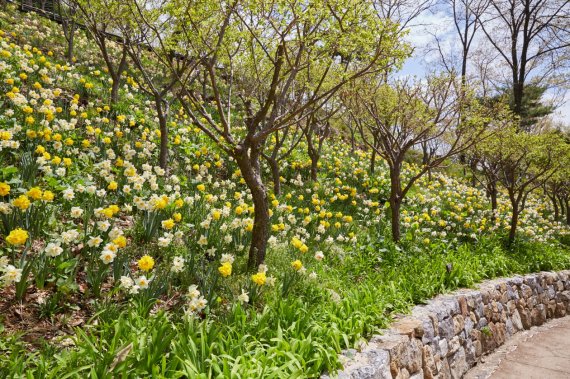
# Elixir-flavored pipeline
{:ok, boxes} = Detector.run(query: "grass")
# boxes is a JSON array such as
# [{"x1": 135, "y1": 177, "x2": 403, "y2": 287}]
[{"x1": 2, "y1": 235, "x2": 569, "y2": 378}]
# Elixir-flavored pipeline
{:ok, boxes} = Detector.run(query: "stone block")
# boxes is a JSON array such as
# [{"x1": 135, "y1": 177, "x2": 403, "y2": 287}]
[
  {"x1": 393, "y1": 318, "x2": 424, "y2": 339},
  {"x1": 510, "y1": 309, "x2": 523, "y2": 331},
  {"x1": 480, "y1": 326, "x2": 496, "y2": 353},
  {"x1": 474, "y1": 340, "x2": 482, "y2": 357},
  {"x1": 422, "y1": 345, "x2": 437, "y2": 379},
  {"x1": 353, "y1": 348, "x2": 391, "y2": 379},
  {"x1": 476, "y1": 317, "x2": 488, "y2": 329},
  {"x1": 452, "y1": 315, "x2": 464, "y2": 335},
  {"x1": 448, "y1": 336, "x2": 461, "y2": 356},
  {"x1": 556, "y1": 302, "x2": 567, "y2": 318},
  {"x1": 464, "y1": 339, "x2": 476, "y2": 366},
  {"x1": 458, "y1": 296, "x2": 468, "y2": 316},
  {"x1": 437, "y1": 358, "x2": 451, "y2": 379},
  {"x1": 557, "y1": 291, "x2": 570, "y2": 303},
  {"x1": 545, "y1": 272, "x2": 556, "y2": 285},
  {"x1": 506, "y1": 286, "x2": 519, "y2": 301},
  {"x1": 494, "y1": 323, "x2": 506, "y2": 346},
  {"x1": 438, "y1": 338, "x2": 448, "y2": 357},
  {"x1": 519, "y1": 308, "x2": 532, "y2": 329},
  {"x1": 448, "y1": 347, "x2": 468, "y2": 379},
  {"x1": 469, "y1": 329, "x2": 481, "y2": 341},
  {"x1": 429, "y1": 314, "x2": 439, "y2": 337},
  {"x1": 547, "y1": 300, "x2": 556, "y2": 318},
  {"x1": 421, "y1": 317, "x2": 436, "y2": 344},
  {"x1": 547, "y1": 285, "x2": 556, "y2": 299},
  {"x1": 505, "y1": 318, "x2": 514, "y2": 337},
  {"x1": 531, "y1": 305, "x2": 546, "y2": 326},
  {"x1": 520, "y1": 283, "x2": 533, "y2": 298},
  {"x1": 438, "y1": 317, "x2": 455, "y2": 340},
  {"x1": 395, "y1": 367, "x2": 410, "y2": 379}
]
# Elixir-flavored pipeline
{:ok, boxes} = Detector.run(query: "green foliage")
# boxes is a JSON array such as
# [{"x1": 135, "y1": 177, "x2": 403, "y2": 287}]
[
  {"x1": 2, "y1": 236, "x2": 569, "y2": 377},
  {"x1": 493, "y1": 84, "x2": 555, "y2": 130}
]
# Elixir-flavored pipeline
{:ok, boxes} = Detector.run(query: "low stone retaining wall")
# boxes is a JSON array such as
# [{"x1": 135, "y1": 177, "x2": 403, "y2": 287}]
[{"x1": 323, "y1": 270, "x2": 570, "y2": 379}]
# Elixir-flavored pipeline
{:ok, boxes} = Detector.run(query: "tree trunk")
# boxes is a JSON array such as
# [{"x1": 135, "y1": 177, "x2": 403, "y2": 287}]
[
  {"x1": 558, "y1": 195, "x2": 565, "y2": 218},
  {"x1": 156, "y1": 98, "x2": 169, "y2": 170},
  {"x1": 489, "y1": 181, "x2": 498, "y2": 222},
  {"x1": 565, "y1": 198, "x2": 570, "y2": 226},
  {"x1": 390, "y1": 197, "x2": 401, "y2": 242},
  {"x1": 310, "y1": 153, "x2": 318, "y2": 182},
  {"x1": 235, "y1": 144, "x2": 269, "y2": 270},
  {"x1": 461, "y1": 155, "x2": 467, "y2": 178},
  {"x1": 421, "y1": 144, "x2": 433, "y2": 181},
  {"x1": 490, "y1": 189, "x2": 498, "y2": 212},
  {"x1": 508, "y1": 202, "x2": 519, "y2": 246},
  {"x1": 513, "y1": 81, "x2": 524, "y2": 120},
  {"x1": 421, "y1": 143, "x2": 429, "y2": 166},
  {"x1": 267, "y1": 157, "x2": 281, "y2": 195},
  {"x1": 64, "y1": 23, "x2": 76, "y2": 63},
  {"x1": 158, "y1": 117, "x2": 168, "y2": 170},
  {"x1": 470, "y1": 159, "x2": 478, "y2": 187},
  {"x1": 110, "y1": 76, "x2": 120, "y2": 106},
  {"x1": 389, "y1": 166, "x2": 402, "y2": 242},
  {"x1": 370, "y1": 148, "x2": 376, "y2": 174}
]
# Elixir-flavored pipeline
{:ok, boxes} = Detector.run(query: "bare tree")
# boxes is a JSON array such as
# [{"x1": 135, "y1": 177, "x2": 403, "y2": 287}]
[
  {"x1": 543, "y1": 138, "x2": 570, "y2": 224},
  {"x1": 72, "y1": 0, "x2": 129, "y2": 106},
  {"x1": 430, "y1": 0, "x2": 489, "y2": 83},
  {"x1": 475, "y1": 0, "x2": 570, "y2": 121},
  {"x1": 469, "y1": 101, "x2": 512, "y2": 217},
  {"x1": 344, "y1": 74, "x2": 488, "y2": 241},
  {"x1": 301, "y1": 103, "x2": 339, "y2": 182},
  {"x1": 373, "y1": 0, "x2": 435, "y2": 32},
  {"x1": 479, "y1": 127, "x2": 564, "y2": 244},
  {"x1": 134, "y1": 0, "x2": 407, "y2": 269},
  {"x1": 120, "y1": 6, "x2": 193, "y2": 170},
  {"x1": 261, "y1": 123, "x2": 303, "y2": 195},
  {"x1": 56, "y1": 0, "x2": 79, "y2": 63}
]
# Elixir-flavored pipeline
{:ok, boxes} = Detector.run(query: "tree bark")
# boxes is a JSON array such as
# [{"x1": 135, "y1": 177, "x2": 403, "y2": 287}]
[
  {"x1": 370, "y1": 148, "x2": 376, "y2": 174},
  {"x1": 488, "y1": 180, "x2": 498, "y2": 222},
  {"x1": 513, "y1": 81, "x2": 524, "y2": 119},
  {"x1": 110, "y1": 76, "x2": 120, "y2": 106},
  {"x1": 508, "y1": 201, "x2": 519, "y2": 246},
  {"x1": 470, "y1": 158, "x2": 478, "y2": 187},
  {"x1": 310, "y1": 154, "x2": 318, "y2": 182},
  {"x1": 65, "y1": 23, "x2": 76, "y2": 63},
  {"x1": 267, "y1": 156, "x2": 281, "y2": 195},
  {"x1": 421, "y1": 143, "x2": 429, "y2": 166},
  {"x1": 156, "y1": 97, "x2": 169, "y2": 169},
  {"x1": 305, "y1": 131, "x2": 319, "y2": 182},
  {"x1": 389, "y1": 165, "x2": 402, "y2": 242},
  {"x1": 235, "y1": 144, "x2": 269, "y2": 270},
  {"x1": 558, "y1": 195, "x2": 565, "y2": 218}
]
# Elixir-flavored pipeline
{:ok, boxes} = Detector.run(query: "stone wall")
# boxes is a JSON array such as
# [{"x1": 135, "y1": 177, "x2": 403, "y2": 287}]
[{"x1": 323, "y1": 270, "x2": 570, "y2": 379}]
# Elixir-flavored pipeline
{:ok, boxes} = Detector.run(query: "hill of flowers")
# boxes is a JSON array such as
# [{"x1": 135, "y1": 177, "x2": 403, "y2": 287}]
[{"x1": 0, "y1": 5, "x2": 569, "y2": 378}]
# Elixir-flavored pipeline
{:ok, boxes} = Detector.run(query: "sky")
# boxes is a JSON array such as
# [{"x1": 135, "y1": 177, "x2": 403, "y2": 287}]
[{"x1": 398, "y1": 9, "x2": 569, "y2": 125}]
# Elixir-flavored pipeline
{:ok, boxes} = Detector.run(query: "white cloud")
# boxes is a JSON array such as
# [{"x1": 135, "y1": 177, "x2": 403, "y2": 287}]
[{"x1": 403, "y1": 11, "x2": 454, "y2": 48}]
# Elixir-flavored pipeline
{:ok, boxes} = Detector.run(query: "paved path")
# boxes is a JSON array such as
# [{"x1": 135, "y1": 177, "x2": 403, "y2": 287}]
[{"x1": 465, "y1": 316, "x2": 570, "y2": 379}]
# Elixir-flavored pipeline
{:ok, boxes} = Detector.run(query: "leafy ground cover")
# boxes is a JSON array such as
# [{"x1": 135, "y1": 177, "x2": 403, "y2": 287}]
[{"x1": 0, "y1": 5, "x2": 568, "y2": 378}]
